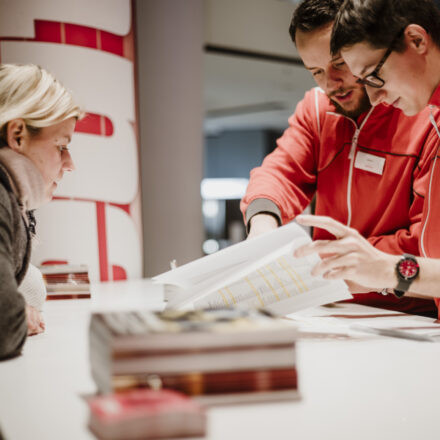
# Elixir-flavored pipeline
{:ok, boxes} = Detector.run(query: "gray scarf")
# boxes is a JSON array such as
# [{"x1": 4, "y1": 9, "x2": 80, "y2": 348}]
[{"x1": 0, "y1": 146, "x2": 46, "y2": 212}]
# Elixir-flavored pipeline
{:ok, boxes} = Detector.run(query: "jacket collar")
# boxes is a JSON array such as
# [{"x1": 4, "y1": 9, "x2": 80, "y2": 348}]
[
  {"x1": 0, "y1": 146, "x2": 46, "y2": 211},
  {"x1": 428, "y1": 82, "x2": 440, "y2": 108}
]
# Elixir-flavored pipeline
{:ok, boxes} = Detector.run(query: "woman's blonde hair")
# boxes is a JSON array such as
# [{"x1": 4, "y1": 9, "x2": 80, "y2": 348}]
[{"x1": 0, "y1": 63, "x2": 82, "y2": 142}]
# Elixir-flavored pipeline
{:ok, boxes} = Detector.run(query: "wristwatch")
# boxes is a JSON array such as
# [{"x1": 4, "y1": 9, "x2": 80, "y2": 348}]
[{"x1": 394, "y1": 253, "x2": 420, "y2": 298}]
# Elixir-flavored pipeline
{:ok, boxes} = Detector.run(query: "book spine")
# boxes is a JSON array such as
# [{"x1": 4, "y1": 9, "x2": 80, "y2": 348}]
[
  {"x1": 111, "y1": 345, "x2": 296, "y2": 375},
  {"x1": 46, "y1": 293, "x2": 91, "y2": 300},
  {"x1": 112, "y1": 367, "x2": 298, "y2": 395}
]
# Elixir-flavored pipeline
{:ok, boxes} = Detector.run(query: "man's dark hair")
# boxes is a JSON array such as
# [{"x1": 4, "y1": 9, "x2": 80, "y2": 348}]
[
  {"x1": 331, "y1": 0, "x2": 440, "y2": 55},
  {"x1": 289, "y1": 0, "x2": 345, "y2": 44}
]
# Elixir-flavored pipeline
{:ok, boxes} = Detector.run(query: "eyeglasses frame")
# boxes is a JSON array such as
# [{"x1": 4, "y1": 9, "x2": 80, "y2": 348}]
[{"x1": 355, "y1": 28, "x2": 406, "y2": 89}]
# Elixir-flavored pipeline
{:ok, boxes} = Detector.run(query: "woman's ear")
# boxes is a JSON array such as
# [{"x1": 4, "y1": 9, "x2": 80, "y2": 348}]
[
  {"x1": 6, "y1": 119, "x2": 27, "y2": 152},
  {"x1": 405, "y1": 24, "x2": 429, "y2": 55}
]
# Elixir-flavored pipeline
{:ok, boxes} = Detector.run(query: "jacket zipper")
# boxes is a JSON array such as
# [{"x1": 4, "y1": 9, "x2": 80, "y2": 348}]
[
  {"x1": 345, "y1": 107, "x2": 375, "y2": 227},
  {"x1": 420, "y1": 107, "x2": 440, "y2": 257}
]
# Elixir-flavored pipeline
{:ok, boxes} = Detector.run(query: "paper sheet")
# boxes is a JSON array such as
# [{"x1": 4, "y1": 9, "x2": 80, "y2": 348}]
[
  {"x1": 287, "y1": 303, "x2": 440, "y2": 341},
  {"x1": 153, "y1": 221, "x2": 351, "y2": 315}
]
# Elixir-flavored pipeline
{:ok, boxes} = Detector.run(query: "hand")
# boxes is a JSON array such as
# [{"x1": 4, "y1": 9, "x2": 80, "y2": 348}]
[
  {"x1": 247, "y1": 213, "x2": 278, "y2": 239},
  {"x1": 25, "y1": 304, "x2": 45, "y2": 336},
  {"x1": 345, "y1": 280, "x2": 378, "y2": 294},
  {"x1": 294, "y1": 215, "x2": 399, "y2": 290}
]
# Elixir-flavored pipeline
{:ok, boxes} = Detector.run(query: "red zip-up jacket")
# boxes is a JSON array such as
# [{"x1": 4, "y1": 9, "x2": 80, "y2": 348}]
[
  {"x1": 241, "y1": 87, "x2": 440, "y2": 317},
  {"x1": 420, "y1": 84, "x2": 440, "y2": 317}
]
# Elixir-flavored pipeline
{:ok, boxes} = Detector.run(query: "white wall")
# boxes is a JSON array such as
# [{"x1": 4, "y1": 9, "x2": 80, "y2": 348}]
[
  {"x1": 136, "y1": 0, "x2": 204, "y2": 276},
  {"x1": 205, "y1": 0, "x2": 300, "y2": 57}
]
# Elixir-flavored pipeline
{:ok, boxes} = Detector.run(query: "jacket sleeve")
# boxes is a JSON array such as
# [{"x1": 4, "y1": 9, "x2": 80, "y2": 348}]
[
  {"x1": 366, "y1": 129, "x2": 440, "y2": 255},
  {"x1": 240, "y1": 90, "x2": 320, "y2": 226},
  {"x1": 0, "y1": 197, "x2": 27, "y2": 361}
]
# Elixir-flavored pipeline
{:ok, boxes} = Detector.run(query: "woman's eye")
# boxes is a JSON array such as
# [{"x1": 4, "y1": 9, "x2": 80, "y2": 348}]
[
  {"x1": 334, "y1": 62, "x2": 346, "y2": 69},
  {"x1": 312, "y1": 70, "x2": 323, "y2": 77}
]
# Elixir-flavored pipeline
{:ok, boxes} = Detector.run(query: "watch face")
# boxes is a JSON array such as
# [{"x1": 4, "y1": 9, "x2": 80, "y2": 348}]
[{"x1": 398, "y1": 258, "x2": 419, "y2": 280}]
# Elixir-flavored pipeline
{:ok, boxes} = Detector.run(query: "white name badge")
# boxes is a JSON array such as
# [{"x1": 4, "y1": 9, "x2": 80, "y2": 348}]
[{"x1": 354, "y1": 151, "x2": 386, "y2": 175}]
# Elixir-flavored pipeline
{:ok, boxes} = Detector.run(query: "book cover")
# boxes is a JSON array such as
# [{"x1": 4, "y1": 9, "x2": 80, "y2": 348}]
[{"x1": 88, "y1": 388, "x2": 206, "y2": 439}]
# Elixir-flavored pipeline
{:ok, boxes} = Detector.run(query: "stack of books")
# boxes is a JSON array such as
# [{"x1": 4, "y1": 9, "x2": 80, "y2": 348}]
[
  {"x1": 88, "y1": 388, "x2": 206, "y2": 440},
  {"x1": 40, "y1": 264, "x2": 91, "y2": 299},
  {"x1": 89, "y1": 308, "x2": 299, "y2": 405}
]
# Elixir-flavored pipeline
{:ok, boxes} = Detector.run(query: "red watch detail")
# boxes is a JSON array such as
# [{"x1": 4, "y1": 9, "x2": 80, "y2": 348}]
[
  {"x1": 394, "y1": 254, "x2": 420, "y2": 297},
  {"x1": 397, "y1": 259, "x2": 419, "y2": 279}
]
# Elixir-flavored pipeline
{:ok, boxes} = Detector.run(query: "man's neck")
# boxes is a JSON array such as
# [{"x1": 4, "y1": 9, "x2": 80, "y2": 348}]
[{"x1": 426, "y1": 45, "x2": 440, "y2": 101}]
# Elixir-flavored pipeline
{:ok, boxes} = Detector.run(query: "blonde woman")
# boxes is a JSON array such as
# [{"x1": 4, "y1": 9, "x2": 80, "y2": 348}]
[{"x1": 0, "y1": 64, "x2": 81, "y2": 360}]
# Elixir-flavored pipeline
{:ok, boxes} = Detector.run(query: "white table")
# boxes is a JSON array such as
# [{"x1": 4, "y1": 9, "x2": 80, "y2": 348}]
[{"x1": 1, "y1": 279, "x2": 439, "y2": 440}]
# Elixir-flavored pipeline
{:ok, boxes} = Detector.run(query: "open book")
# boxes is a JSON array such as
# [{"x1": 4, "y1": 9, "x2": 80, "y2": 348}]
[{"x1": 153, "y1": 221, "x2": 351, "y2": 315}]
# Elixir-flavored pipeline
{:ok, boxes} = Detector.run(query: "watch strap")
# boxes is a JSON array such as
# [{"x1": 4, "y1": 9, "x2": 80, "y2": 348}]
[{"x1": 393, "y1": 288, "x2": 406, "y2": 298}]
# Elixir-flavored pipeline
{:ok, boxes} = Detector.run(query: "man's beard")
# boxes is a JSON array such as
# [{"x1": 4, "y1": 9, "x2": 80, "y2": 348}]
[{"x1": 329, "y1": 88, "x2": 371, "y2": 119}]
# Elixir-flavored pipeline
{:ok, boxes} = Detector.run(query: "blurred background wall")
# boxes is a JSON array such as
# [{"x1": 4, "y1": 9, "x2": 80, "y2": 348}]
[{"x1": 0, "y1": 0, "x2": 319, "y2": 279}]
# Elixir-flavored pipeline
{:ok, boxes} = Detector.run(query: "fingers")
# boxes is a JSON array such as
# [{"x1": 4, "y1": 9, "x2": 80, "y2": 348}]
[
  {"x1": 27, "y1": 320, "x2": 44, "y2": 336},
  {"x1": 311, "y1": 252, "x2": 360, "y2": 277},
  {"x1": 295, "y1": 236, "x2": 360, "y2": 258},
  {"x1": 27, "y1": 318, "x2": 44, "y2": 335},
  {"x1": 28, "y1": 326, "x2": 44, "y2": 336},
  {"x1": 25, "y1": 305, "x2": 45, "y2": 336},
  {"x1": 296, "y1": 215, "x2": 354, "y2": 238},
  {"x1": 320, "y1": 267, "x2": 353, "y2": 280},
  {"x1": 295, "y1": 240, "x2": 330, "y2": 257}
]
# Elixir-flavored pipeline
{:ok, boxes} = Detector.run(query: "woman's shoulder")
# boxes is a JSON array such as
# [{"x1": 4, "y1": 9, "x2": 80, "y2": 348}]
[
  {"x1": 0, "y1": 179, "x2": 11, "y2": 204},
  {"x1": 0, "y1": 168, "x2": 18, "y2": 217},
  {"x1": 0, "y1": 162, "x2": 12, "y2": 190}
]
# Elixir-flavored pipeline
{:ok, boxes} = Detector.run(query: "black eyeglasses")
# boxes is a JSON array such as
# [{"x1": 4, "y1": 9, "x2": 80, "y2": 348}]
[{"x1": 356, "y1": 28, "x2": 405, "y2": 89}]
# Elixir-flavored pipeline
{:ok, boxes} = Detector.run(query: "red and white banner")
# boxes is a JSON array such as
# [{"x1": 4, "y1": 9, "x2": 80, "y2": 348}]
[{"x1": 0, "y1": 0, "x2": 142, "y2": 282}]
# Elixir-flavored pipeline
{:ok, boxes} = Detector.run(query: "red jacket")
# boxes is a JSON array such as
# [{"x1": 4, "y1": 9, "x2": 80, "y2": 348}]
[
  {"x1": 420, "y1": 84, "x2": 440, "y2": 317},
  {"x1": 241, "y1": 87, "x2": 440, "y2": 316}
]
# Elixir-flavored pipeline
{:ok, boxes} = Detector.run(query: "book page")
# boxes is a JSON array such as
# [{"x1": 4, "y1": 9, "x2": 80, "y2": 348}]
[
  {"x1": 154, "y1": 221, "x2": 312, "y2": 289},
  {"x1": 156, "y1": 221, "x2": 351, "y2": 315},
  {"x1": 193, "y1": 252, "x2": 350, "y2": 316}
]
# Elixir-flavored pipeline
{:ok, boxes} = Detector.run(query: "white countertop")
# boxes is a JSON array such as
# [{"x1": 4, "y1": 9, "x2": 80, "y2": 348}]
[{"x1": 1, "y1": 279, "x2": 439, "y2": 440}]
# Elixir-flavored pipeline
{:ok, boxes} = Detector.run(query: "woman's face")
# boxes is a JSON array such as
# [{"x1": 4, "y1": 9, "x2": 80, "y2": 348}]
[
  {"x1": 19, "y1": 117, "x2": 76, "y2": 201},
  {"x1": 340, "y1": 25, "x2": 433, "y2": 116}
]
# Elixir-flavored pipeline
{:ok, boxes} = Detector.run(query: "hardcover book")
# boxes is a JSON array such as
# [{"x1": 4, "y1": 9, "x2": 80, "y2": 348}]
[
  {"x1": 40, "y1": 264, "x2": 91, "y2": 299},
  {"x1": 90, "y1": 308, "x2": 300, "y2": 404},
  {"x1": 88, "y1": 388, "x2": 206, "y2": 440}
]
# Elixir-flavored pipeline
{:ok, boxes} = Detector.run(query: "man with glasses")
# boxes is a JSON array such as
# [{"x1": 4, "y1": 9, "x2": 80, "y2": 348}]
[
  {"x1": 294, "y1": 0, "x2": 440, "y2": 315},
  {"x1": 241, "y1": 0, "x2": 440, "y2": 317}
]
